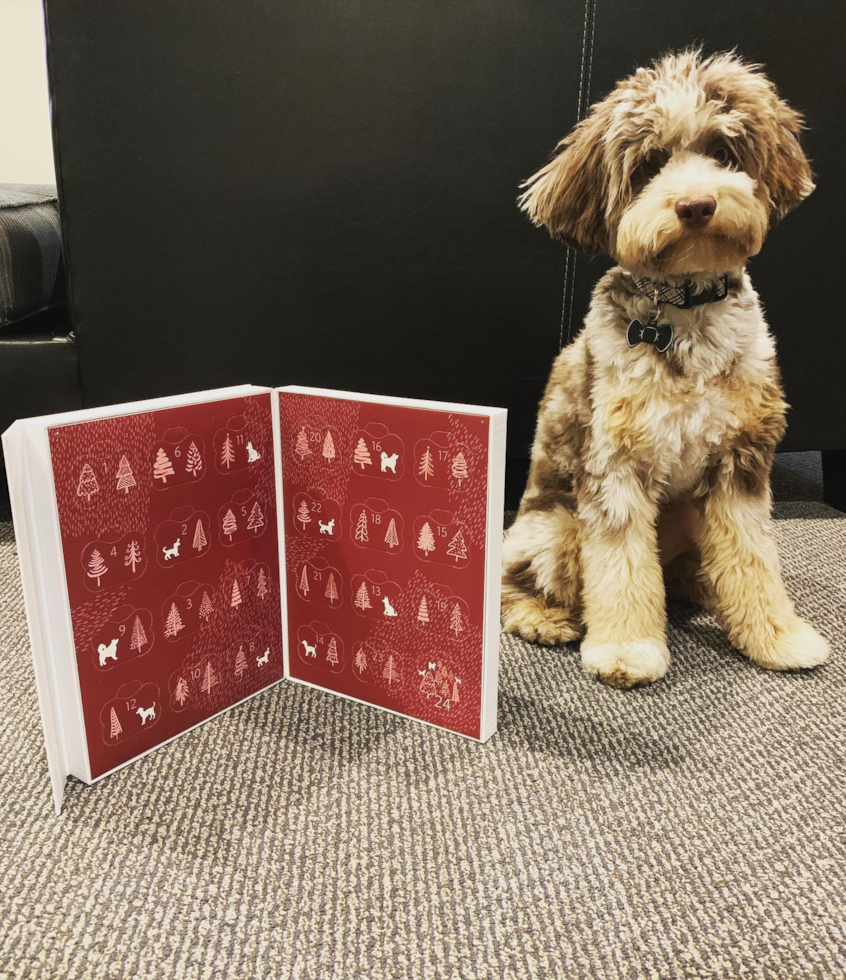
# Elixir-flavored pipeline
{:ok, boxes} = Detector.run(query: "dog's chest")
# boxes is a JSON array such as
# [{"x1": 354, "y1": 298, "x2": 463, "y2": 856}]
[
  {"x1": 648, "y1": 385, "x2": 737, "y2": 494},
  {"x1": 601, "y1": 371, "x2": 739, "y2": 496}
]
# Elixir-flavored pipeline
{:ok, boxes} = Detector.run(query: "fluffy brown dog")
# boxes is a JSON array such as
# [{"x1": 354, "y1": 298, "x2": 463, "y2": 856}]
[{"x1": 502, "y1": 50, "x2": 830, "y2": 686}]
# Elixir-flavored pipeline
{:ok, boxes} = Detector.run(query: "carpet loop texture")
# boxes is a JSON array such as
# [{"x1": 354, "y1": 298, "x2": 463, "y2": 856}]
[{"x1": 0, "y1": 503, "x2": 843, "y2": 979}]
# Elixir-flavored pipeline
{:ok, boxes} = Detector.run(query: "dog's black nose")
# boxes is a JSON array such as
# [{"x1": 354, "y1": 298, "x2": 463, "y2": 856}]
[{"x1": 675, "y1": 196, "x2": 717, "y2": 228}]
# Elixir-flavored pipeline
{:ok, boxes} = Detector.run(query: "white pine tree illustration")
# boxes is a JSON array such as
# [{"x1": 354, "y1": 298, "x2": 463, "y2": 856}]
[
  {"x1": 222, "y1": 508, "x2": 237, "y2": 541},
  {"x1": 417, "y1": 595, "x2": 430, "y2": 624},
  {"x1": 231, "y1": 578, "x2": 242, "y2": 609},
  {"x1": 115, "y1": 455, "x2": 136, "y2": 494},
  {"x1": 418, "y1": 446, "x2": 434, "y2": 481},
  {"x1": 446, "y1": 529, "x2": 468, "y2": 563},
  {"x1": 153, "y1": 447, "x2": 175, "y2": 483},
  {"x1": 130, "y1": 614, "x2": 148, "y2": 651},
  {"x1": 353, "y1": 580, "x2": 371, "y2": 610},
  {"x1": 199, "y1": 591, "x2": 214, "y2": 620},
  {"x1": 186, "y1": 441, "x2": 203, "y2": 476},
  {"x1": 416, "y1": 522, "x2": 436, "y2": 557},
  {"x1": 192, "y1": 518, "x2": 207, "y2": 551},
  {"x1": 419, "y1": 671, "x2": 436, "y2": 698},
  {"x1": 297, "y1": 500, "x2": 311, "y2": 528},
  {"x1": 382, "y1": 655, "x2": 399, "y2": 686},
  {"x1": 298, "y1": 565, "x2": 309, "y2": 595},
  {"x1": 295, "y1": 427, "x2": 312, "y2": 459},
  {"x1": 324, "y1": 572, "x2": 339, "y2": 603},
  {"x1": 440, "y1": 667, "x2": 453, "y2": 699},
  {"x1": 322, "y1": 429, "x2": 336, "y2": 462},
  {"x1": 77, "y1": 463, "x2": 99, "y2": 502},
  {"x1": 221, "y1": 434, "x2": 236, "y2": 469},
  {"x1": 174, "y1": 676, "x2": 189, "y2": 706},
  {"x1": 384, "y1": 518, "x2": 399, "y2": 549},
  {"x1": 247, "y1": 501, "x2": 265, "y2": 533},
  {"x1": 201, "y1": 661, "x2": 218, "y2": 694},
  {"x1": 451, "y1": 451, "x2": 469, "y2": 487},
  {"x1": 354, "y1": 510, "x2": 369, "y2": 543},
  {"x1": 109, "y1": 707, "x2": 123, "y2": 739},
  {"x1": 164, "y1": 602, "x2": 184, "y2": 638},
  {"x1": 326, "y1": 637, "x2": 339, "y2": 665},
  {"x1": 124, "y1": 539, "x2": 142, "y2": 573},
  {"x1": 234, "y1": 646, "x2": 248, "y2": 677},
  {"x1": 87, "y1": 548, "x2": 108, "y2": 586},
  {"x1": 354, "y1": 647, "x2": 367, "y2": 674},
  {"x1": 257, "y1": 568, "x2": 268, "y2": 601},
  {"x1": 449, "y1": 603, "x2": 465, "y2": 636},
  {"x1": 353, "y1": 437, "x2": 372, "y2": 469}
]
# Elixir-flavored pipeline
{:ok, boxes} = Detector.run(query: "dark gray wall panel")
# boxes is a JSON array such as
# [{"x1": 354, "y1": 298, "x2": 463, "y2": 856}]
[
  {"x1": 44, "y1": 0, "x2": 844, "y2": 502},
  {"x1": 44, "y1": 0, "x2": 588, "y2": 498}
]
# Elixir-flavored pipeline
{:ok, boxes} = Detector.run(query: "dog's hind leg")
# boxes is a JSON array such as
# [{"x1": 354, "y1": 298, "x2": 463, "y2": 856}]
[
  {"x1": 663, "y1": 550, "x2": 712, "y2": 607},
  {"x1": 501, "y1": 504, "x2": 582, "y2": 646},
  {"x1": 659, "y1": 503, "x2": 712, "y2": 607}
]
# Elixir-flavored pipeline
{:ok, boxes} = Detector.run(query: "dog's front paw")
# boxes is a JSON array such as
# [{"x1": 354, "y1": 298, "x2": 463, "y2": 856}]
[
  {"x1": 753, "y1": 618, "x2": 830, "y2": 671},
  {"x1": 580, "y1": 637, "x2": 670, "y2": 688}
]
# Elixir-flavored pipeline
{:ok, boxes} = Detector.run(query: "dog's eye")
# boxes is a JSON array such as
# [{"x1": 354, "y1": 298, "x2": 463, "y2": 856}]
[
  {"x1": 711, "y1": 143, "x2": 734, "y2": 166},
  {"x1": 643, "y1": 153, "x2": 667, "y2": 177},
  {"x1": 642, "y1": 159, "x2": 661, "y2": 178},
  {"x1": 633, "y1": 151, "x2": 667, "y2": 188}
]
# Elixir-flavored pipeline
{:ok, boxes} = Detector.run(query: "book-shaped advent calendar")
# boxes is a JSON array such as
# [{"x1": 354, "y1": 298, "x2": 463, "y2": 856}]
[{"x1": 3, "y1": 385, "x2": 506, "y2": 811}]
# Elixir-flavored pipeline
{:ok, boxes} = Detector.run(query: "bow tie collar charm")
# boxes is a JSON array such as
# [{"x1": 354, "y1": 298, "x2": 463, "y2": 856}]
[{"x1": 626, "y1": 317, "x2": 674, "y2": 353}]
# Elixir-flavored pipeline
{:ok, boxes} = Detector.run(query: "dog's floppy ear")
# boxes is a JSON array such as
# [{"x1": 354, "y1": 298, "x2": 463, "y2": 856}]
[
  {"x1": 518, "y1": 109, "x2": 609, "y2": 254},
  {"x1": 759, "y1": 100, "x2": 815, "y2": 222}
]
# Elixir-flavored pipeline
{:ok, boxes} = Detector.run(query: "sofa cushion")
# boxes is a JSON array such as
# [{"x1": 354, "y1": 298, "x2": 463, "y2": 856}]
[
  {"x1": 0, "y1": 184, "x2": 66, "y2": 328},
  {"x1": 0, "y1": 315, "x2": 82, "y2": 513}
]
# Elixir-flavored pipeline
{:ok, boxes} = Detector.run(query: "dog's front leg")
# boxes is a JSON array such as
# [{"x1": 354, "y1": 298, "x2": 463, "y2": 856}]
[
  {"x1": 578, "y1": 473, "x2": 670, "y2": 687},
  {"x1": 697, "y1": 477, "x2": 829, "y2": 671}
]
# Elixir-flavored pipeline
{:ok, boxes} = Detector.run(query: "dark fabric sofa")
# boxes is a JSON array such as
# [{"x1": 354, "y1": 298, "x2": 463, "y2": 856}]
[{"x1": 0, "y1": 185, "x2": 81, "y2": 512}]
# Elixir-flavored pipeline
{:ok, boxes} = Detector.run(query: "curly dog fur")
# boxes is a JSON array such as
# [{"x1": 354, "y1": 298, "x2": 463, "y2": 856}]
[{"x1": 503, "y1": 50, "x2": 830, "y2": 686}]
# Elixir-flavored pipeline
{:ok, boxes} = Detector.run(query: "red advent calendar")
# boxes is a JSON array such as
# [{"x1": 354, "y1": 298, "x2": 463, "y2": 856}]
[{"x1": 3, "y1": 385, "x2": 506, "y2": 810}]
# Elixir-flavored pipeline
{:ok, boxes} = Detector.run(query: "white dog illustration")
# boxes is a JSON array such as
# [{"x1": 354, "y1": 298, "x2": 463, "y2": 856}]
[
  {"x1": 162, "y1": 538, "x2": 180, "y2": 561},
  {"x1": 97, "y1": 637, "x2": 119, "y2": 667},
  {"x1": 257, "y1": 648, "x2": 270, "y2": 666},
  {"x1": 136, "y1": 703, "x2": 156, "y2": 725},
  {"x1": 301, "y1": 639, "x2": 317, "y2": 658},
  {"x1": 318, "y1": 518, "x2": 335, "y2": 535},
  {"x1": 380, "y1": 451, "x2": 399, "y2": 474},
  {"x1": 246, "y1": 441, "x2": 261, "y2": 463},
  {"x1": 382, "y1": 595, "x2": 397, "y2": 617}
]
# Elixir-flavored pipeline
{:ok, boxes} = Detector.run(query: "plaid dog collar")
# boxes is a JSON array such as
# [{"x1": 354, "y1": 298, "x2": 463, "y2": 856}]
[{"x1": 633, "y1": 274, "x2": 730, "y2": 309}]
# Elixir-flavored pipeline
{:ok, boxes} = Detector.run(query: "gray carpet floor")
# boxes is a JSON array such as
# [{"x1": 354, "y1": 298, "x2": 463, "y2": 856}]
[{"x1": 0, "y1": 495, "x2": 844, "y2": 977}]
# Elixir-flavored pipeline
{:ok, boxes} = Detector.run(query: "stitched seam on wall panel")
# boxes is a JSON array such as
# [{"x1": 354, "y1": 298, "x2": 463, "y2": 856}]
[
  {"x1": 565, "y1": 0, "x2": 598, "y2": 347},
  {"x1": 558, "y1": 247, "x2": 571, "y2": 351},
  {"x1": 558, "y1": 0, "x2": 592, "y2": 350},
  {"x1": 560, "y1": 0, "x2": 598, "y2": 350}
]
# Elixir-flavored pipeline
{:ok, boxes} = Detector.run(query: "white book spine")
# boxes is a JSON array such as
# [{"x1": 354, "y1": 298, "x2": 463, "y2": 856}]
[
  {"x1": 480, "y1": 409, "x2": 507, "y2": 742},
  {"x1": 3, "y1": 422, "x2": 71, "y2": 812}
]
